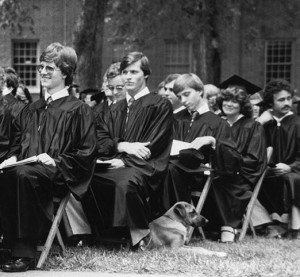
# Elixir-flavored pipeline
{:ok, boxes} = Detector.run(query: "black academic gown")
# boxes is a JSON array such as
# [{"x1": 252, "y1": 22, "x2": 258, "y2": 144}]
[
  {"x1": 161, "y1": 109, "x2": 233, "y2": 212},
  {"x1": 259, "y1": 113, "x2": 300, "y2": 217},
  {"x1": 88, "y1": 93, "x2": 173, "y2": 231},
  {"x1": 208, "y1": 117, "x2": 267, "y2": 229},
  {"x1": 0, "y1": 101, "x2": 13, "y2": 163},
  {"x1": 0, "y1": 95, "x2": 97, "y2": 251},
  {"x1": 3, "y1": 93, "x2": 25, "y2": 119}
]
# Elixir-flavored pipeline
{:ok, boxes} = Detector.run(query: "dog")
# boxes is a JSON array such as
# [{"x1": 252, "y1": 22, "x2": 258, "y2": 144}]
[{"x1": 144, "y1": 202, "x2": 227, "y2": 257}]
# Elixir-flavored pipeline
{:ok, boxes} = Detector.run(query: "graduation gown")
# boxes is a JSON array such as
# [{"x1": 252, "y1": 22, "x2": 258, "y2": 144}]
[
  {"x1": 88, "y1": 93, "x2": 173, "y2": 231},
  {"x1": 0, "y1": 101, "x2": 13, "y2": 163},
  {"x1": 3, "y1": 93, "x2": 25, "y2": 119},
  {"x1": 0, "y1": 95, "x2": 97, "y2": 245},
  {"x1": 161, "y1": 109, "x2": 233, "y2": 211},
  {"x1": 208, "y1": 117, "x2": 267, "y2": 229},
  {"x1": 259, "y1": 113, "x2": 300, "y2": 218}
]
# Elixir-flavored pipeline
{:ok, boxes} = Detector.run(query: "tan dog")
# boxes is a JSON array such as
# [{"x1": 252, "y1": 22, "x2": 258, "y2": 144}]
[{"x1": 146, "y1": 202, "x2": 227, "y2": 257}]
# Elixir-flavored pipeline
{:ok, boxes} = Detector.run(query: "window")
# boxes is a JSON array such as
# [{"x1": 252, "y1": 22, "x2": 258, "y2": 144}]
[
  {"x1": 12, "y1": 41, "x2": 38, "y2": 87},
  {"x1": 265, "y1": 40, "x2": 293, "y2": 84},
  {"x1": 164, "y1": 40, "x2": 191, "y2": 75}
]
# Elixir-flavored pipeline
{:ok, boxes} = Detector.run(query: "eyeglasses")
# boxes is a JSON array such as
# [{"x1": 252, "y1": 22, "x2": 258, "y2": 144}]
[
  {"x1": 36, "y1": 64, "x2": 60, "y2": 74},
  {"x1": 107, "y1": 85, "x2": 125, "y2": 92}
]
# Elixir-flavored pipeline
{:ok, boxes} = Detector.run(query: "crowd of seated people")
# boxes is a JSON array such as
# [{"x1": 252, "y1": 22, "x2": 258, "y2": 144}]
[{"x1": 0, "y1": 41, "x2": 300, "y2": 273}]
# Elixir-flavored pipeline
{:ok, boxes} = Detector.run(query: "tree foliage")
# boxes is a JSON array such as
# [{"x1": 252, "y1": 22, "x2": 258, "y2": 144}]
[{"x1": 0, "y1": 0, "x2": 37, "y2": 33}]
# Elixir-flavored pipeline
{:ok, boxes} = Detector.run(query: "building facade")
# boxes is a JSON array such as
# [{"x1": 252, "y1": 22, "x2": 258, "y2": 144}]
[{"x1": 0, "y1": 0, "x2": 299, "y2": 98}]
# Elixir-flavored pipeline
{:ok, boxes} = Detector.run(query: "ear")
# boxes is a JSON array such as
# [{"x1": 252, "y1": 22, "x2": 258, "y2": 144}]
[{"x1": 174, "y1": 202, "x2": 187, "y2": 218}]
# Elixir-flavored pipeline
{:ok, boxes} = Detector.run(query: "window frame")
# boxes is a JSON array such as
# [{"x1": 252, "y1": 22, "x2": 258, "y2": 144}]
[
  {"x1": 12, "y1": 39, "x2": 40, "y2": 93},
  {"x1": 264, "y1": 39, "x2": 294, "y2": 86}
]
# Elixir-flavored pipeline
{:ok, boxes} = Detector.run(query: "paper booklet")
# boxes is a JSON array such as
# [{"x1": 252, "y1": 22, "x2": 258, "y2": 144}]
[
  {"x1": 0, "y1": 156, "x2": 38, "y2": 169},
  {"x1": 170, "y1": 140, "x2": 192, "y2": 156}
]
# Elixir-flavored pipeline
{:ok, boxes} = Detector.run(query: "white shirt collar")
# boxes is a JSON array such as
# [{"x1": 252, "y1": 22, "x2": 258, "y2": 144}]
[
  {"x1": 273, "y1": 111, "x2": 293, "y2": 126},
  {"x1": 126, "y1": 87, "x2": 150, "y2": 102},
  {"x1": 44, "y1": 88, "x2": 69, "y2": 102},
  {"x1": 173, "y1": 106, "x2": 186, "y2": 114},
  {"x1": 196, "y1": 103, "x2": 210, "y2": 115},
  {"x1": 225, "y1": 114, "x2": 244, "y2": 127}
]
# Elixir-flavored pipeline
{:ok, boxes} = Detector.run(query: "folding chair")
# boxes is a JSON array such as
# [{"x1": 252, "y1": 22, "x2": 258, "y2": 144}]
[
  {"x1": 238, "y1": 146, "x2": 273, "y2": 242},
  {"x1": 36, "y1": 191, "x2": 71, "y2": 269},
  {"x1": 186, "y1": 166, "x2": 213, "y2": 244}
]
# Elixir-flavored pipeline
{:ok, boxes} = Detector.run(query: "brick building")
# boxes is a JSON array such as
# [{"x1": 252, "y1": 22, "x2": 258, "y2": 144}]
[{"x1": 0, "y1": 0, "x2": 300, "y2": 99}]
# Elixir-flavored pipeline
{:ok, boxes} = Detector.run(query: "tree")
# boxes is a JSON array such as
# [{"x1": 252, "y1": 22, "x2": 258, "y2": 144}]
[
  {"x1": 73, "y1": 0, "x2": 109, "y2": 90},
  {"x1": 0, "y1": 0, "x2": 36, "y2": 34},
  {"x1": 105, "y1": 0, "x2": 300, "y2": 84}
]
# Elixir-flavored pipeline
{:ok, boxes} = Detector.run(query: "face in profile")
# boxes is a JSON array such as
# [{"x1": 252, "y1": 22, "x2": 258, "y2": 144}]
[{"x1": 16, "y1": 87, "x2": 29, "y2": 103}]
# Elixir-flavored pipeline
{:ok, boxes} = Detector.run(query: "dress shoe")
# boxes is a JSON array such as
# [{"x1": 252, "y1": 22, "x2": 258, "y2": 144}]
[{"x1": 2, "y1": 257, "x2": 35, "y2": 272}]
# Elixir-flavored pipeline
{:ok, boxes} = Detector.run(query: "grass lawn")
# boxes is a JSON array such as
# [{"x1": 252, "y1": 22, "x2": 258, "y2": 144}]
[{"x1": 45, "y1": 236, "x2": 300, "y2": 277}]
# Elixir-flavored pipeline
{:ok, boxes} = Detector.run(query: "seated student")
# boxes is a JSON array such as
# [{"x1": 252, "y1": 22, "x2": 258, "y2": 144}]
[
  {"x1": 0, "y1": 42, "x2": 97, "y2": 272},
  {"x1": 257, "y1": 79, "x2": 300, "y2": 239},
  {"x1": 85, "y1": 52, "x2": 173, "y2": 249},
  {"x1": 93, "y1": 62, "x2": 126, "y2": 121},
  {"x1": 0, "y1": 66, "x2": 13, "y2": 164},
  {"x1": 0, "y1": 66, "x2": 14, "y2": 252},
  {"x1": 203, "y1": 84, "x2": 222, "y2": 115},
  {"x1": 3, "y1": 67, "x2": 25, "y2": 118},
  {"x1": 160, "y1": 73, "x2": 236, "y2": 215},
  {"x1": 209, "y1": 87, "x2": 267, "y2": 242},
  {"x1": 158, "y1": 74, "x2": 185, "y2": 114}
]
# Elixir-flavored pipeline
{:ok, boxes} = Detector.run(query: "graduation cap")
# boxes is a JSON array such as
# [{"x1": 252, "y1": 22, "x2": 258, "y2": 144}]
[{"x1": 219, "y1": 75, "x2": 261, "y2": 95}]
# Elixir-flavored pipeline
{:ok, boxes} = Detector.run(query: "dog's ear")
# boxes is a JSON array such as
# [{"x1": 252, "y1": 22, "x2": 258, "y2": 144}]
[{"x1": 174, "y1": 202, "x2": 187, "y2": 219}]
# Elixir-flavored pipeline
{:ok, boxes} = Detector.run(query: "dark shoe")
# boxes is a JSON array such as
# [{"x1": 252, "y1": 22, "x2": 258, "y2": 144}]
[
  {"x1": 283, "y1": 229, "x2": 300, "y2": 240},
  {"x1": 2, "y1": 258, "x2": 35, "y2": 272}
]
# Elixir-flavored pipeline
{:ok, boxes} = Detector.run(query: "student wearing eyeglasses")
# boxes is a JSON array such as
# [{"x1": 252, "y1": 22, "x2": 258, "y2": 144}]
[
  {"x1": 158, "y1": 74, "x2": 185, "y2": 114},
  {"x1": 0, "y1": 42, "x2": 97, "y2": 272}
]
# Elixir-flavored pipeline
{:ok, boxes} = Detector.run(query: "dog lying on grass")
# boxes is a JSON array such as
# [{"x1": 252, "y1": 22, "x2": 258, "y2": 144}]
[{"x1": 144, "y1": 202, "x2": 227, "y2": 257}]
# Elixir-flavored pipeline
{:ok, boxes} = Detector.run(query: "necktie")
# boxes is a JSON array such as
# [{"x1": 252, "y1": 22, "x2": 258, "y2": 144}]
[
  {"x1": 46, "y1": 96, "x2": 53, "y2": 105},
  {"x1": 188, "y1": 111, "x2": 198, "y2": 133},
  {"x1": 124, "y1": 97, "x2": 135, "y2": 134},
  {"x1": 38, "y1": 97, "x2": 52, "y2": 131}
]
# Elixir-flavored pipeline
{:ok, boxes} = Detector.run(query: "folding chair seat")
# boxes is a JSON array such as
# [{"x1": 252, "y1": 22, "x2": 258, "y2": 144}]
[
  {"x1": 238, "y1": 146, "x2": 273, "y2": 242},
  {"x1": 36, "y1": 191, "x2": 71, "y2": 269},
  {"x1": 186, "y1": 166, "x2": 213, "y2": 244}
]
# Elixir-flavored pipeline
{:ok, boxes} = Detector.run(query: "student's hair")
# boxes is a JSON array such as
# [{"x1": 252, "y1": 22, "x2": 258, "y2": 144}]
[
  {"x1": 263, "y1": 79, "x2": 293, "y2": 108},
  {"x1": 4, "y1": 67, "x2": 19, "y2": 96},
  {"x1": 217, "y1": 87, "x2": 253, "y2": 118},
  {"x1": 173, "y1": 73, "x2": 204, "y2": 95},
  {"x1": 120, "y1": 52, "x2": 151, "y2": 80},
  {"x1": 105, "y1": 62, "x2": 121, "y2": 80},
  {"x1": 164, "y1": 73, "x2": 181, "y2": 85},
  {"x1": 40, "y1": 42, "x2": 77, "y2": 86},
  {"x1": 17, "y1": 83, "x2": 32, "y2": 103}
]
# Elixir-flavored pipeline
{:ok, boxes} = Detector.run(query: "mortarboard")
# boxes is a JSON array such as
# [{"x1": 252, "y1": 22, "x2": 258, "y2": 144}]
[{"x1": 219, "y1": 75, "x2": 261, "y2": 95}]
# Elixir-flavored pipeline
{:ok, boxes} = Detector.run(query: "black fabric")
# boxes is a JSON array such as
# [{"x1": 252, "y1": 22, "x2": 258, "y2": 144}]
[
  {"x1": 0, "y1": 101, "x2": 13, "y2": 163},
  {"x1": 178, "y1": 148, "x2": 205, "y2": 169},
  {"x1": 203, "y1": 117, "x2": 267, "y2": 230},
  {"x1": 259, "y1": 114, "x2": 300, "y2": 215},
  {"x1": 87, "y1": 93, "x2": 173, "y2": 231},
  {"x1": 0, "y1": 95, "x2": 97, "y2": 249},
  {"x1": 160, "y1": 109, "x2": 234, "y2": 212}
]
